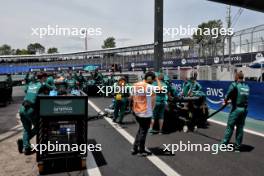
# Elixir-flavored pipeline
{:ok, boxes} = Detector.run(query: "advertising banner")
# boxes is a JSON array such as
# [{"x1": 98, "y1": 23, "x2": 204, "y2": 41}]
[
  {"x1": 127, "y1": 52, "x2": 264, "y2": 68},
  {"x1": 172, "y1": 80, "x2": 264, "y2": 121}
]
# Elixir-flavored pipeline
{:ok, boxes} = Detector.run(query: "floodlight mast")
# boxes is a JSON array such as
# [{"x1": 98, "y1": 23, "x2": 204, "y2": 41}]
[{"x1": 154, "y1": 0, "x2": 164, "y2": 72}]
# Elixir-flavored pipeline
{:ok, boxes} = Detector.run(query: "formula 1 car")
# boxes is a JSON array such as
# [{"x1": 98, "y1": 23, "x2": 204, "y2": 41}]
[{"x1": 163, "y1": 94, "x2": 209, "y2": 133}]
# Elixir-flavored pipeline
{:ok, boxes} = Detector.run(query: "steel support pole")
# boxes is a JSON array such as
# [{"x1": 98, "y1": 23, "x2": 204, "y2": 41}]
[{"x1": 154, "y1": 0, "x2": 164, "y2": 72}]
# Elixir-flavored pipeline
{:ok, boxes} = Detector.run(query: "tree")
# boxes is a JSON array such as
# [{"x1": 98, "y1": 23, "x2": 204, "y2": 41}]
[
  {"x1": 102, "y1": 37, "x2": 116, "y2": 49},
  {"x1": 0, "y1": 44, "x2": 12, "y2": 55},
  {"x1": 193, "y1": 20, "x2": 223, "y2": 44},
  {"x1": 192, "y1": 20, "x2": 224, "y2": 57},
  {"x1": 27, "y1": 43, "x2": 45, "y2": 54},
  {"x1": 47, "y1": 47, "x2": 58, "y2": 54},
  {"x1": 16, "y1": 49, "x2": 30, "y2": 55}
]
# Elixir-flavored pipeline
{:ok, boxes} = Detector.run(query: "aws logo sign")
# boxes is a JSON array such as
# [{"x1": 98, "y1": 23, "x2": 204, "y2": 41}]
[
  {"x1": 206, "y1": 88, "x2": 224, "y2": 104},
  {"x1": 171, "y1": 83, "x2": 182, "y2": 91}
]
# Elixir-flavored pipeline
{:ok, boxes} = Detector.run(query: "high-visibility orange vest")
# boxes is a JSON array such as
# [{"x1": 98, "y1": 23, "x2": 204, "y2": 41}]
[{"x1": 132, "y1": 81, "x2": 156, "y2": 114}]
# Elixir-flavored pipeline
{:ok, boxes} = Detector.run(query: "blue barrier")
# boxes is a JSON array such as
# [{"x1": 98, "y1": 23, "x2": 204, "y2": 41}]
[
  {"x1": 172, "y1": 80, "x2": 264, "y2": 121},
  {"x1": 0, "y1": 64, "x2": 101, "y2": 74}
]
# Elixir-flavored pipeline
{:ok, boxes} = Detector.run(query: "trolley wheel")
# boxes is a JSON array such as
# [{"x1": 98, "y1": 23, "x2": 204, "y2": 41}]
[
  {"x1": 194, "y1": 126, "x2": 198, "y2": 132},
  {"x1": 38, "y1": 162, "x2": 45, "y2": 175},
  {"x1": 183, "y1": 125, "x2": 188, "y2": 133},
  {"x1": 80, "y1": 158, "x2": 86, "y2": 169},
  {"x1": 1, "y1": 101, "x2": 7, "y2": 107}
]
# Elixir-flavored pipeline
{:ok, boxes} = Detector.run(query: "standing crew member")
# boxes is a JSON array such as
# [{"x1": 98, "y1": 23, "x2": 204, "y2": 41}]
[
  {"x1": 30, "y1": 72, "x2": 38, "y2": 83},
  {"x1": 17, "y1": 73, "x2": 49, "y2": 155},
  {"x1": 149, "y1": 73, "x2": 167, "y2": 134},
  {"x1": 46, "y1": 73, "x2": 56, "y2": 90},
  {"x1": 54, "y1": 74, "x2": 67, "y2": 95},
  {"x1": 107, "y1": 74, "x2": 116, "y2": 86},
  {"x1": 78, "y1": 71, "x2": 86, "y2": 88},
  {"x1": 113, "y1": 77, "x2": 129, "y2": 124},
  {"x1": 181, "y1": 76, "x2": 190, "y2": 97},
  {"x1": 24, "y1": 73, "x2": 30, "y2": 85},
  {"x1": 221, "y1": 71, "x2": 250, "y2": 151},
  {"x1": 131, "y1": 72, "x2": 156, "y2": 156},
  {"x1": 93, "y1": 68, "x2": 103, "y2": 84},
  {"x1": 6, "y1": 74, "x2": 13, "y2": 102},
  {"x1": 66, "y1": 73, "x2": 78, "y2": 90},
  {"x1": 187, "y1": 71, "x2": 202, "y2": 97}
]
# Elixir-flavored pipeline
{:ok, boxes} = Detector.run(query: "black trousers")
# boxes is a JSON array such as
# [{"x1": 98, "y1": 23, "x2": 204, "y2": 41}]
[{"x1": 133, "y1": 116, "x2": 151, "y2": 152}]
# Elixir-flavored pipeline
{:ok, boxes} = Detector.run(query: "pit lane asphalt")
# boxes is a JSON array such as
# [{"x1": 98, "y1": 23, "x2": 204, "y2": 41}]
[
  {"x1": 88, "y1": 97, "x2": 264, "y2": 176},
  {"x1": 1, "y1": 89, "x2": 263, "y2": 176},
  {"x1": 0, "y1": 86, "x2": 24, "y2": 134}
]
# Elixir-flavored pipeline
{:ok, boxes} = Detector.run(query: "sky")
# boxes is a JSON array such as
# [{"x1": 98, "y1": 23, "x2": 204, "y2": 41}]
[{"x1": 0, "y1": 0, "x2": 263, "y2": 53}]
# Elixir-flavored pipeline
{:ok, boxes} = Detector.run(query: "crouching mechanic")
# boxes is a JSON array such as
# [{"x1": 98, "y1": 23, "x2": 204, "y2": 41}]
[
  {"x1": 131, "y1": 72, "x2": 156, "y2": 156},
  {"x1": 221, "y1": 71, "x2": 250, "y2": 151},
  {"x1": 113, "y1": 77, "x2": 129, "y2": 124},
  {"x1": 17, "y1": 73, "x2": 49, "y2": 155}
]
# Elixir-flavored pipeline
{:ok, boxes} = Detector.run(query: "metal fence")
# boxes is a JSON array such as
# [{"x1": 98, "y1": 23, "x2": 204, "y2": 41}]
[
  {"x1": 229, "y1": 24, "x2": 264, "y2": 54},
  {"x1": 88, "y1": 24, "x2": 264, "y2": 68},
  {"x1": 188, "y1": 24, "x2": 264, "y2": 59},
  {"x1": 1, "y1": 25, "x2": 264, "y2": 70}
]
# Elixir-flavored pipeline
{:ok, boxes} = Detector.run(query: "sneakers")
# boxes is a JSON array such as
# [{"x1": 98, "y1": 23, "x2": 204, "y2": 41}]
[
  {"x1": 138, "y1": 150, "x2": 152, "y2": 157},
  {"x1": 131, "y1": 147, "x2": 152, "y2": 156},
  {"x1": 17, "y1": 138, "x2": 35, "y2": 155},
  {"x1": 131, "y1": 148, "x2": 139, "y2": 155},
  {"x1": 159, "y1": 130, "x2": 166, "y2": 135},
  {"x1": 148, "y1": 129, "x2": 158, "y2": 134},
  {"x1": 17, "y1": 138, "x2": 23, "y2": 154},
  {"x1": 234, "y1": 145, "x2": 241, "y2": 152},
  {"x1": 234, "y1": 149, "x2": 240, "y2": 153},
  {"x1": 23, "y1": 148, "x2": 35, "y2": 155}
]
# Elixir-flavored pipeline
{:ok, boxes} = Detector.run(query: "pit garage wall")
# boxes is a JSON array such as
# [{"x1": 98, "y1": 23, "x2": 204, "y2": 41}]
[{"x1": 172, "y1": 80, "x2": 264, "y2": 121}]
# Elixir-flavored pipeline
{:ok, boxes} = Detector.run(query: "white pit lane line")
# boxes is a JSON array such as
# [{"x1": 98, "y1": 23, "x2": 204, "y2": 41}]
[
  {"x1": 0, "y1": 113, "x2": 23, "y2": 141},
  {"x1": 88, "y1": 100, "x2": 181, "y2": 176},
  {"x1": 208, "y1": 119, "x2": 264, "y2": 138},
  {"x1": 87, "y1": 150, "x2": 102, "y2": 176}
]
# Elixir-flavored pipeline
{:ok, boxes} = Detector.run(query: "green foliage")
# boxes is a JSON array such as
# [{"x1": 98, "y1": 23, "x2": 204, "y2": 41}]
[
  {"x1": 192, "y1": 19, "x2": 223, "y2": 45},
  {"x1": 47, "y1": 47, "x2": 58, "y2": 54},
  {"x1": 0, "y1": 43, "x2": 55, "y2": 55},
  {"x1": 27, "y1": 43, "x2": 45, "y2": 54},
  {"x1": 102, "y1": 37, "x2": 116, "y2": 49},
  {"x1": 0, "y1": 44, "x2": 12, "y2": 55},
  {"x1": 16, "y1": 49, "x2": 30, "y2": 55}
]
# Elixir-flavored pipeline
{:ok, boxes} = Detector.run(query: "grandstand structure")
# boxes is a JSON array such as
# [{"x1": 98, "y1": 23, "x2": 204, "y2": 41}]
[{"x1": 0, "y1": 24, "x2": 264, "y2": 74}]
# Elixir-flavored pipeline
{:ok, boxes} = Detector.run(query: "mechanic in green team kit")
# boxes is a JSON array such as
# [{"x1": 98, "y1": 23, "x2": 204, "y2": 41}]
[
  {"x1": 66, "y1": 73, "x2": 79, "y2": 90},
  {"x1": 6, "y1": 74, "x2": 13, "y2": 102},
  {"x1": 46, "y1": 72, "x2": 56, "y2": 90},
  {"x1": 187, "y1": 72, "x2": 202, "y2": 97},
  {"x1": 93, "y1": 68, "x2": 104, "y2": 84},
  {"x1": 221, "y1": 71, "x2": 250, "y2": 151},
  {"x1": 149, "y1": 72, "x2": 168, "y2": 134},
  {"x1": 113, "y1": 77, "x2": 130, "y2": 124},
  {"x1": 78, "y1": 71, "x2": 86, "y2": 88},
  {"x1": 17, "y1": 73, "x2": 50, "y2": 155}
]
